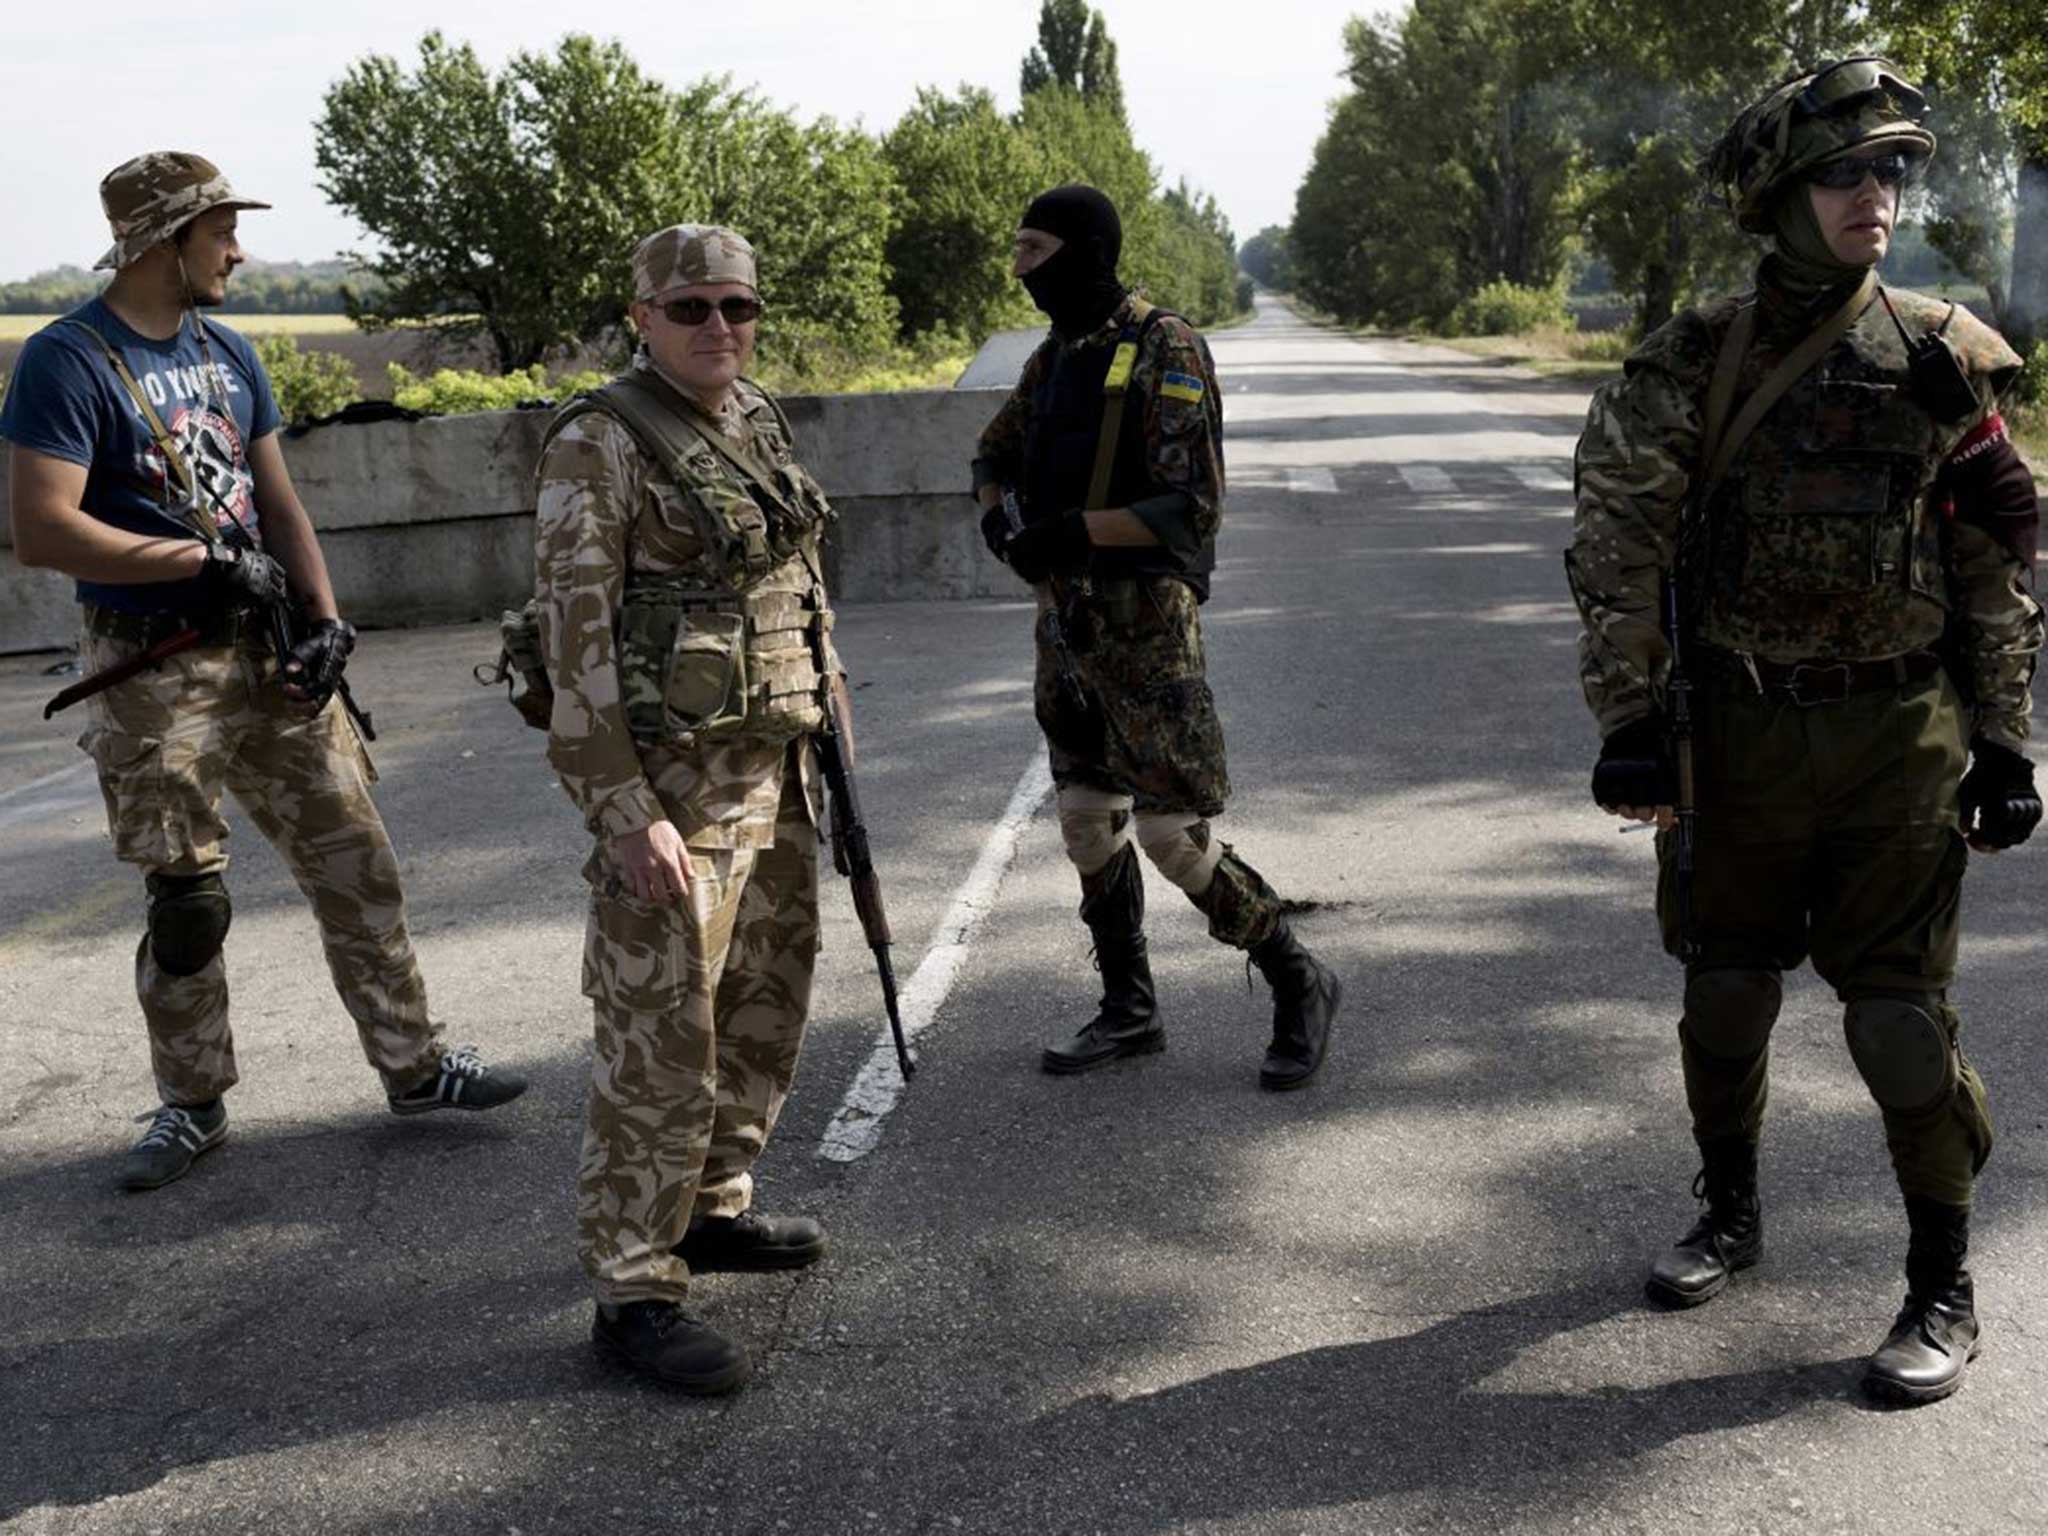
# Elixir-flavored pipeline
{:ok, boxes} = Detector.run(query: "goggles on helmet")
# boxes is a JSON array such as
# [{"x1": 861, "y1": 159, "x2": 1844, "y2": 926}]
[{"x1": 1795, "y1": 57, "x2": 1927, "y2": 125}]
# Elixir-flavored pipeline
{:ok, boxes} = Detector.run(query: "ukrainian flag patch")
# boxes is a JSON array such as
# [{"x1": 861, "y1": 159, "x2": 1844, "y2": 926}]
[{"x1": 1160, "y1": 370, "x2": 1206, "y2": 404}]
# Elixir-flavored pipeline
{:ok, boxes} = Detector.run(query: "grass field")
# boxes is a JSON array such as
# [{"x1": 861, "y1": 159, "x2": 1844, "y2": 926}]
[{"x1": 0, "y1": 312, "x2": 362, "y2": 341}]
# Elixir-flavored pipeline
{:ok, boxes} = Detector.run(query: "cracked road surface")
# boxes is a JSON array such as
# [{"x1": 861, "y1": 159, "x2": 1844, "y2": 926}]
[{"x1": 2, "y1": 299, "x2": 2044, "y2": 1534}]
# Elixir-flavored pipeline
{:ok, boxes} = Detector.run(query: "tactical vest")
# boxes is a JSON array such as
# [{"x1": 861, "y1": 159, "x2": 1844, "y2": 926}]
[
  {"x1": 507, "y1": 371, "x2": 836, "y2": 747},
  {"x1": 1021, "y1": 307, "x2": 1218, "y2": 596},
  {"x1": 1700, "y1": 298, "x2": 1969, "y2": 663}
]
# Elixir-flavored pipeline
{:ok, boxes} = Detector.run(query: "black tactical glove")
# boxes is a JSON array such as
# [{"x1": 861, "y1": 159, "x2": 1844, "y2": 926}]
[
  {"x1": 199, "y1": 541, "x2": 290, "y2": 611},
  {"x1": 1958, "y1": 738, "x2": 2041, "y2": 850},
  {"x1": 979, "y1": 503, "x2": 1014, "y2": 561},
  {"x1": 1005, "y1": 509, "x2": 1092, "y2": 585},
  {"x1": 283, "y1": 618, "x2": 356, "y2": 711},
  {"x1": 1591, "y1": 716, "x2": 1676, "y2": 810}
]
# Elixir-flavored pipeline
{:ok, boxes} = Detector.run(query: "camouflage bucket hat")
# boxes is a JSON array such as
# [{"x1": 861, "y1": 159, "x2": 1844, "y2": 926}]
[
  {"x1": 1706, "y1": 58, "x2": 1936, "y2": 233},
  {"x1": 94, "y1": 151, "x2": 270, "y2": 271},
  {"x1": 631, "y1": 224, "x2": 757, "y2": 302}
]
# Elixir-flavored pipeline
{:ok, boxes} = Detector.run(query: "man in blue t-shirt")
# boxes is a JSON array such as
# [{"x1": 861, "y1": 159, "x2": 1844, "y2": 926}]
[{"x1": 1, "y1": 151, "x2": 526, "y2": 1191}]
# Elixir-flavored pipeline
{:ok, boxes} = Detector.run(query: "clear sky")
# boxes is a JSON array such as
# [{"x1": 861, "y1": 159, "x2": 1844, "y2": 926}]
[{"x1": 0, "y1": 0, "x2": 1369, "y2": 280}]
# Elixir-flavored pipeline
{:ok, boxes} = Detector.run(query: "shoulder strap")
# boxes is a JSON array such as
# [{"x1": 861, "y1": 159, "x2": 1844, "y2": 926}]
[
  {"x1": 57, "y1": 316, "x2": 212, "y2": 537},
  {"x1": 1086, "y1": 301, "x2": 1173, "y2": 511},
  {"x1": 604, "y1": 369, "x2": 805, "y2": 519},
  {"x1": 1702, "y1": 269, "x2": 1877, "y2": 494}
]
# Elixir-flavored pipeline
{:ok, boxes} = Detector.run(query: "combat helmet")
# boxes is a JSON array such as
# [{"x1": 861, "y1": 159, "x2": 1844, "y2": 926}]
[{"x1": 1704, "y1": 58, "x2": 1935, "y2": 233}]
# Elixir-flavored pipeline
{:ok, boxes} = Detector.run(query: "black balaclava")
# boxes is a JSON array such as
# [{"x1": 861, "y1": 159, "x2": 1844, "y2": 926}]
[{"x1": 1019, "y1": 184, "x2": 1127, "y2": 337}]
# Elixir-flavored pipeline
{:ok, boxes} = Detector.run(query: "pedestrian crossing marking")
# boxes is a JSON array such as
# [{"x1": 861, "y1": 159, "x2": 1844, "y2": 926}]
[
  {"x1": 1511, "y1": 464, "x2": 1572, "y2": 493},
  {"x1": 1285, "y1": 467, "x2": 1339, "y2": 494},
  {"x1": 1396, "y1": 464, "x2": 1455, "y2": 493}
]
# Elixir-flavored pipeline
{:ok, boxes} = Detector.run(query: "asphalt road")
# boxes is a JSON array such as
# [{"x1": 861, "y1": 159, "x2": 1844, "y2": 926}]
[{"x1": 3, "y1": 298, "x2": 2044, "y2": 1535}]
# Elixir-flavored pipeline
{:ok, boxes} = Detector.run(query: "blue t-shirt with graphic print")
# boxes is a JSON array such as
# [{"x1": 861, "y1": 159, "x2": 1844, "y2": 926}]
[{"x1": 0, "y1": 296, "x2": 281, "y2": 614}]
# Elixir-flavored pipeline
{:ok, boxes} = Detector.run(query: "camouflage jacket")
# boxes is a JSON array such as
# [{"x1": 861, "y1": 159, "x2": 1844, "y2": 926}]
[
  {"x1": 534, "y1": 361, "x2": 829, "y2": 851},
  {"x1": 1567, "y1": 268, "x2": 2041, "y2": 750},
  {"x1": 974, "y1": 294, "x2": 1225, "y2": 574}
]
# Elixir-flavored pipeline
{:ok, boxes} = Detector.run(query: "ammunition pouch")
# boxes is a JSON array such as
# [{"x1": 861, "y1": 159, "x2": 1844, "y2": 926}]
[{"x1": 618, "y1": 575, "x2": 830, "y2": 747}]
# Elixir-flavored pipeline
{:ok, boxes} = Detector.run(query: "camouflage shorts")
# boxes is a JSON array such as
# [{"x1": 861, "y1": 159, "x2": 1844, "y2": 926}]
[{"x1": 1037, "y1": 576, "x2": 1230, "y2": 817}]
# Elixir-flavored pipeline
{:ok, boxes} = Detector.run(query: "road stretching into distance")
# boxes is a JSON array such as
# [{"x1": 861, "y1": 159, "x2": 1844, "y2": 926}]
[{"x1": 2, "y1": 297, "x2": 2043, "y2": 1534}]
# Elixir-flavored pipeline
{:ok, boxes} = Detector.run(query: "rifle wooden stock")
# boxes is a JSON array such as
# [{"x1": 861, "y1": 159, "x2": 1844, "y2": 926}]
[
  {"x1": 817, "y1": 687, "x2": 914, "y2": 1080},
  {"x1": 44, "y1": 626, "x2": 204, "y2": 718}
]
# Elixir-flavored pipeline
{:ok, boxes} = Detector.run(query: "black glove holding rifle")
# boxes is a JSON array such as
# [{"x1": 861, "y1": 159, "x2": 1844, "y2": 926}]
[
  {"x1": 985, "y1": 486, "x2": 1095, "y2": 731},
  {"x1": 1958, "y1": 739, "x2": 2041, "y2": 851}
]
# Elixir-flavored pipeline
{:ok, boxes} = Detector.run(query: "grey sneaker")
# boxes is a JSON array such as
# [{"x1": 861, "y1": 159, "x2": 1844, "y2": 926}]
[
  {"x1": 120, "y1": 1100, "x2": 227, "y2": 1190},
  {"x1": 387, "y1": 1044, "x2": 528, "y2": 1116}
]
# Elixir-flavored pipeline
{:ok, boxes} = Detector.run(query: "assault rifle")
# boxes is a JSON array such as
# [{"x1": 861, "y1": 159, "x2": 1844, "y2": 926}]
[
  {"x1": 1660, "y1": 571, "x2": 1698, "y2": 963},
  {"x1": 999, "y1": 486, "x2": 1094, "y2": 727},
  {"x1": 813, "y1": 669, "x2": 914, "y2": 1081},
  {"x1": 45, "y1": 486, "x2": 377, "y2": 741}
]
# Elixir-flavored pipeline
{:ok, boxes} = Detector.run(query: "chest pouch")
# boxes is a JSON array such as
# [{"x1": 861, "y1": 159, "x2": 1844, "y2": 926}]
[{"x1": 616, "y1": 576, "x2": 829, "y2": 747}]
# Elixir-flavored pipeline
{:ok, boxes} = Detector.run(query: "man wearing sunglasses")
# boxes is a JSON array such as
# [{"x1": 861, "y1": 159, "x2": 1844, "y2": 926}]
[
  {"x1": 1568, "y1": 60, "x2": 2040, "y2": 1405},
  {"x1": 972, "y1": 184, "x2": 1342, "y2": 1091},
  {"x1": 533, "y1": 224, "x2": 838, "y2": 1394}
]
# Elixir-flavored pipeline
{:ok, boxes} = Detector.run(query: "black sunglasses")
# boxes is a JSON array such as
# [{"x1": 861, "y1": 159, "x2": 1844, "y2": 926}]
[
  {"x1": 1806, "y1": 151, "x2": 1914, "y2": 190},
  {"x1": 657, "y1": 295, "x2": 763, "y2": 326}
]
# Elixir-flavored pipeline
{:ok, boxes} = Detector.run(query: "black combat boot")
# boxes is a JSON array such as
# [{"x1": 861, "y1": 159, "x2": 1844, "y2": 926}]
[
  {"x1": 1247, "y1": 919, "x2": 1340, "y2": 1091},
  {"x1": 1645, "y1": 1135, "x2": 1762, "y2": 1307},
  {"x1": 1043, "y1": 845, "x2": 1163, "y2": 1074},
  {"x1": 592, "y1": 1300, "x2": 752, "y2": 1395},
  {"x1": 675, "y1": 1210, "x2": 827, "y2": 1272},
  {"x1": 1863, "y1": 1196, "x2": 1979, "y2": 1406}
]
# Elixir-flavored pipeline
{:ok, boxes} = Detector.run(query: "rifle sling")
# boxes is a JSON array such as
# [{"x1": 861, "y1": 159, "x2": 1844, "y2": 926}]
[
  {"x1": 1085, "y1": 299, "x2": 1160, "y2": 512},
  {"x1": 58, "y1": 317, "x2": 219, "y2": 543},
  {"x1": 1699, "y1": 269, "x2": 1877, "y2": 500}
]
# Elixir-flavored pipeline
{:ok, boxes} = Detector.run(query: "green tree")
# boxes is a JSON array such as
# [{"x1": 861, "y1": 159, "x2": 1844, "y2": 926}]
[
  {"x1": 1876, "y1": 0, "x2": 2048, "y2": 350},
  {"x1": 1292, "y1": 4, "x2": 1576, "y2": 331},
  {"x1": 1238, "y1": 225, "x2": 1293, "y2": 290},
  {"x1": 1566, "y1": 0, "x2": 1865, "y2": 333},
  {"x1": 1080, "y1": 13, "x2": 1126, "y2": 122},
  {"x1": 1020, "y1": 0, "x2": 1091, "y2": 97},
  {"x1": 317, "y1": 33, "x2": 898, "y2": 374},
  {"x1": 317, "y1": 32, "x2": 686, "y2": 371},
  {"x1": 882, "y1": 87, "x2": 1047, "y2": 341}
]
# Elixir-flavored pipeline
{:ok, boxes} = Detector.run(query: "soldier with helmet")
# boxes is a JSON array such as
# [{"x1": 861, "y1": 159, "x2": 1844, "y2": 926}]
[
  {"x1": 534, "y1": 224, "x2": 839, "y2": 1395},
  {"x1": 972, "y1": 184, "x2": 1343, "y2": 1089},
  {"x1": 0, "y1": 152, "x2": 528, "y2": 1193},
  {"x1": 1567, "y1": 61, "x2": 2041, "y2": 1403}
]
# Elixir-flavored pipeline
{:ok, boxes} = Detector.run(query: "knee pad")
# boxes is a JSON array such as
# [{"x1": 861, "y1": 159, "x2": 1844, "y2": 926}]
[
  {"x1": 1681, "y1": 968, "x2": 1781, "y2": 1061},
  {"x1": 1057, "y1": 786, "x2": 1134, "y2": 876},
  {"x1": 1844, "y1": 996, "x2": 1955, "y2": 1112},
  {"x1": 145, "y1": 872, "x2": 232, "y2": 977},
  {"x1": 1134, "y1": 813, "x2": 1224, "y2": 897}
]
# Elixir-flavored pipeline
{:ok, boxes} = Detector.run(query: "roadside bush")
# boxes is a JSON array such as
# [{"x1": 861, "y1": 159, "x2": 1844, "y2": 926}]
[
  {"x1": 1447, "y1": 280, "x2": 1574, "y2": 337},
  {"x1": 254, "y1": 335, "x2": 360, "y2": 424},
  {"x1": 2012, "y1": 340, "x2": 2047, "y2": 409},
  {"x1": 386, "y1": 363, "x2": 607, "y2": 415},
  {"x1": 1567, "y1": 328, "x2": 1634, "y2": 362}
]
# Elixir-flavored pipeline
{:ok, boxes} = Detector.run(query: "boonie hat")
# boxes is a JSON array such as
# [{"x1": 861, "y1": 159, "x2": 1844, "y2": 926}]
[{"x1": 94, "y1": 151, "x2": 270, "y2": 271}]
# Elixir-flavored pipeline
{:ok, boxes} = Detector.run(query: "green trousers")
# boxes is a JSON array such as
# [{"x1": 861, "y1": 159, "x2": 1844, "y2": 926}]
[{"x1": 1656, "y1": 663, "x2": 1993, "y2": 1205}]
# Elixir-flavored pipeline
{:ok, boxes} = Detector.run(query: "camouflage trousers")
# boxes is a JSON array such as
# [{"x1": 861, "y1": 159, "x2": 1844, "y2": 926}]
[
  {"x1": 1038, "y1": 575, "x2": 1230, "y2": 817},
  {"x1": 576, "y1": 768, "x2": 818, "y2": 1304},
  {"x1": 76, "y1": 607, "x2": 442, "y2": 1105},
  {"x1": 1656, "y1": 663, "x2": 1991, "y2": 1205},
  {"x1": 1041, "y1": 576, "x2": 1281, "y2": 950}
]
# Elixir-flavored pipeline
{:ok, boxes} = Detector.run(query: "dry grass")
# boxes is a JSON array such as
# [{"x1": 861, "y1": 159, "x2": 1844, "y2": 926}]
[{"x1": 1430, "y1": 326, "x2": 1631, "y2": 381}]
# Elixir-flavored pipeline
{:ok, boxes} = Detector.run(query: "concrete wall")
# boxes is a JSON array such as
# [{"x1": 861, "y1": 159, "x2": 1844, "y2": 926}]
[{"x1": 0, "y1": 387, "x2": 1014, "y2": 654}]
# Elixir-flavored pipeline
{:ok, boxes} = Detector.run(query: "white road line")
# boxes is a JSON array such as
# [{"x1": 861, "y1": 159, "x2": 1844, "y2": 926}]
[
  {"x1": 1397, "y1": 464, "x2": 1455, "y2": 494},
  {"x1": 1511, "y1": 464, "x2": 1572, "y2": 494},
  {"x1": 0, "y1": 763, "x2": 97, "y2": 834},
  {"x1": 818, "y1": 752, "x2": 1055, "y2": 1164},
  {"x1": 1285, "y1": 467, "x2": 1340, "y2": 494}
]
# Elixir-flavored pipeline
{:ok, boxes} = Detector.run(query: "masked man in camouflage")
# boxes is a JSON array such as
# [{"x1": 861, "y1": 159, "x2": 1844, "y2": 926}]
[
  {"x1": 0, "y1": 153, "x2": 527, "y2": 1193},
  {"x1": 1566, "y1": 62, "x2": 2041, "y2": 1404},
  {"x1": 972, "y1": 184, "x2": 1342, "y2": 1090},
  {"x1": 535, "y1": 224, "x2": 840, "y2": 1396}
]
